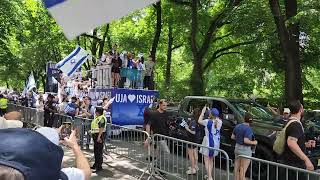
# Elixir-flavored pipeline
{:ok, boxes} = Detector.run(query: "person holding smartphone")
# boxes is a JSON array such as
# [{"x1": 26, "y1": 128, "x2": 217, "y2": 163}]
[
  {"x1": 231, "y1": 113, "x2": 257, "y2": 180},
  {"x1": 90, "y1": 107, "x2": 107, "y2": 172}
]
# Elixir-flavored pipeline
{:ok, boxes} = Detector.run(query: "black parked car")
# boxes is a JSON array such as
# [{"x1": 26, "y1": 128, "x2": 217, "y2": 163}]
[{"x1": 175, "y1": 96, "x2": 320, "y2": 179}]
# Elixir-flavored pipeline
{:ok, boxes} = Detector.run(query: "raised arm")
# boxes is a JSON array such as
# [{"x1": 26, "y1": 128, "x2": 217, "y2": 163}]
[{"x1": 198, "y1": 106, "x2": 207, "y2": 126}]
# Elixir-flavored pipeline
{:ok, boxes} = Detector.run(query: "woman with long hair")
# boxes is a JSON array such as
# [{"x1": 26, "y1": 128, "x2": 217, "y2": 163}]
[
  {"x1": 185, "y1": 108, "x2": 202, "y2": 175},
  {"x1": 231, "y1": 113, "x2": 257, "y2": 180},
  {"x1": 198, "y1": 106, "x2": 222, "y2": 180}
]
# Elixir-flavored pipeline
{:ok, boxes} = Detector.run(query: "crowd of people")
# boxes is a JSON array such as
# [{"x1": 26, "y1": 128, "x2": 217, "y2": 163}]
[
  {"x1": 97, "y1": 44, "x2": 156, "y2": 89},
  {"x1": 0, "y1": 84, "x2": 318, "y2": 180}
]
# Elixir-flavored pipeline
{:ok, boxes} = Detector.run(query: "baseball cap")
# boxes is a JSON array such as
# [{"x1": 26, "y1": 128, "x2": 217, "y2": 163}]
[
  {"x1": 0, "y1": 128, "x2": 68, "y2": 180},
  {"x1": 283, "y1": 108, "x2": 290, "y2": 114},
  {"x1": 210, "y1": 108, "x2": 220, "y2": 117},
  {"x1": 0, "y1": 117, "x2": 23, "y2": 129}
]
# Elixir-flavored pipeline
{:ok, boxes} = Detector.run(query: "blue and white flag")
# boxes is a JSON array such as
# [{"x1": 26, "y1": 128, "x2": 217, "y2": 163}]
[
  {"x1": 56, "y1": 46, "x2": 90, "y2": 77},
  {"x1": 26, "y1": 72, "x2": 37, "y2": 91},
  {"x1": 43, "y1": 0, "x2": 159, "y2": 39}
]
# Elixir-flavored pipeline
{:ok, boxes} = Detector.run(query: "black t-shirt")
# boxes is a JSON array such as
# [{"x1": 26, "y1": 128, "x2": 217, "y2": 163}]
[
  {"x1": 147, "y1": 110, "x2": 169, "y2": 136},
  {"x1": 282, "y1": 121, "x2": 306, "y2": 167}
]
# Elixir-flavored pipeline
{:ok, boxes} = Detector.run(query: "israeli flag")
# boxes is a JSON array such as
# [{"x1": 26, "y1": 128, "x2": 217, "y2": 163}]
[
  {"x1": 26, "y1": 72, "x2": 37, "y2": 91},
  {"x1": 56, "y1": 46, "x2": 90, "y2": 77},
  {"x1": 43, "y1": 0, "x2": 159, "y2": 39}
]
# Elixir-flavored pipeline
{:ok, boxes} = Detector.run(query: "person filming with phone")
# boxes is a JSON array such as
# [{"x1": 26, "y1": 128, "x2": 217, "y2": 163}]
[{"x1": 90, "y1": 107, "x2": 107, "y2": 172}]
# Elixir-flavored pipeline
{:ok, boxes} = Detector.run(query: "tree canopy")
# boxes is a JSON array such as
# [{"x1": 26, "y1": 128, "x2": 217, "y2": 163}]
[{"x1": 0, "y1": 0, "x2": 319, "y2": 108}]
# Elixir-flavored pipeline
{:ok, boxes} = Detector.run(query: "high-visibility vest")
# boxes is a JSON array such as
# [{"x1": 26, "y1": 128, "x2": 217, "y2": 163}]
[
  {"x1": 0, "y1": 98, "x2": 8, "y2": 109},
  {"x1": 91, "y1": 115, "x2": 107, "y2": 134}
]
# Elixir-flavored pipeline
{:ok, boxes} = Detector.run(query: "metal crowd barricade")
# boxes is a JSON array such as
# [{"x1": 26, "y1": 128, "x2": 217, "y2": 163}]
[
  {"x1": 72, "y1": 116, "x2": 92, "y2": 149},
  {"x1": 52, "y1": 113, "x2": 73, "y2": 128},
  {"x1": 149, "y1": 134, "x2": 230, "y2": 180},
  {"x1": 239, "y1": 155, "x2": 320, "y2": 180},
  {"x1": 7, "y1": 103, "x2": 43, "y2": 126}
]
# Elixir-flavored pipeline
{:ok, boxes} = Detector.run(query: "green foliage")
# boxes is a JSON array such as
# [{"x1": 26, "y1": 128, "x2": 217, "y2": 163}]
[{"x1": 0, "y1": 0, "x2": 320, "y2": 108}]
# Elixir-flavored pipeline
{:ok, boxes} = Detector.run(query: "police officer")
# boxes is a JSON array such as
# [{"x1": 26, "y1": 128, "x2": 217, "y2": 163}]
[
  {"x1": 90, "y1": 107, "x2": 106, "y2": 172},
  {"x1": 0, "y1": 94, "x2": 8, "y2": 117}
]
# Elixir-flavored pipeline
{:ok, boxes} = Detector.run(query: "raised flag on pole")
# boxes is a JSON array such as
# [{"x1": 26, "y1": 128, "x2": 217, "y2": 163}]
[
  {"x1": 42, "y1": 0, "x2": 159, "y2": 39},
  {"x1": 26, "y1": 72, "x2": 37, "y2": 91},
  {"x1": 56, "y1": 46, "x2": 90, "y2": 77}
]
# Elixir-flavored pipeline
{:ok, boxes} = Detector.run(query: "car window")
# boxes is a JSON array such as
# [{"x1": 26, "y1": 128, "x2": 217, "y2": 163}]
[
  {"x1": 185, "y1": 99, "x2": 208, "y2": 114},
  {"x1": 233, "y1": 102, "x2": 273, "y2": 120}
]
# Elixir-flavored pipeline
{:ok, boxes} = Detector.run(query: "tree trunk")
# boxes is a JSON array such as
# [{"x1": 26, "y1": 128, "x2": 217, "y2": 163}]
[
  {"x1": 269, "y1": 0, "x2": 302, "y2": 103},
  {"x1": 150, "y1": 1, "x2": 162, "y2": 61},
  {"x1": 149, "y1": 1, "x2": 162, "y2": 90},
  {"x1": 98, "y1": 24, "x2": 110, "y2": 57},
  {"x1": 91, "y1": 29, "x2": 99, "y2": 57},
  {"x1": 165, "y1": 23, "x2": 173, "y2": 89},
  {"x1": 106, "y1": 24, "x2": 112, "y2": 50},
  {"x1": 190, "y1": 57, "x2": 205, "y2": 95}
]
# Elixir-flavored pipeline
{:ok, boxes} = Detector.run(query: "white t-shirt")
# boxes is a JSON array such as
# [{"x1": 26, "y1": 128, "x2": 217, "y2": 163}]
[{"x1": 61, "y1": 167, "x2": 85, "y2": 180}]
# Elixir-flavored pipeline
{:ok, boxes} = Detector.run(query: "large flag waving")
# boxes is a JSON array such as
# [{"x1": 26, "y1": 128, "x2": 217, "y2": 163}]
[
  {"x1": 26, "y1": 72, "x2": 37, "y2": 91},
  {"x1": 43, "y1": 0, "x2": 159, "y2": 39},
  {"x1": 56, "y1": 46, "x2": 90, "y2": 77}
]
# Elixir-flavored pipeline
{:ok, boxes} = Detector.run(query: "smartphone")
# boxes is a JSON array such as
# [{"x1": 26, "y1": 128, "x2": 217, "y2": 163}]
[{"x1": 60, "y1": 122, "x2": 72, "y2": 140}]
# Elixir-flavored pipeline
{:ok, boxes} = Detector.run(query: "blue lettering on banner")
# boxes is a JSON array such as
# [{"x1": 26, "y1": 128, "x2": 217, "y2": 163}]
[
  {"x1": 89, "y1": 88, "x2": 158, "y2": 126},
  {"x1": 43, "y1": 0, "x2": 66, "y2": 8}
]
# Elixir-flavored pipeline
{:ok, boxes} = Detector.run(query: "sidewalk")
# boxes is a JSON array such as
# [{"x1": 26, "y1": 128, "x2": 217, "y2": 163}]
[{"x1": 62, "y1": 147, "x2": 151, "y2": 180}]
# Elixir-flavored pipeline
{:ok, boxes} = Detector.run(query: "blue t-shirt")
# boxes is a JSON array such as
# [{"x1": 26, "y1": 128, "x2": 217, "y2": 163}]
[{"x1": 233, "y1": 124, "x2": 254, "y2": 145}]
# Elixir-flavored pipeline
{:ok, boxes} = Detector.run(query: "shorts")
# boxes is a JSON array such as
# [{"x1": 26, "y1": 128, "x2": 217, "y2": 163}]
[{"x1": 234, "y1": 144, "x2": 252, "y2": 158}]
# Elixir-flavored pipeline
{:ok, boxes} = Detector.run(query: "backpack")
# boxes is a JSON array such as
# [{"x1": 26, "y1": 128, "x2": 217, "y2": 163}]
[{"x1": 273, "y1": 119, "x2": 301, "y2": 155}]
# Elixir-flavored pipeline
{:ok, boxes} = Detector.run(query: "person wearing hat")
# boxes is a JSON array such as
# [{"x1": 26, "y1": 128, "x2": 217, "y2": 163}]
[
  {"x1": 0, "y1": 128, "x2": 91, "y2": 180},
  {"x1": 198, "y1": 106, "x2": 223, "y2": 180},
  {"x1": 44, "y1": 94, "x2": 57, "y2": 127},
  {"x1": 282, "y1": 108, "x2": 291, "y2": 123},
  {"x1": 90, "y1": 107, "x2": 107, "y2": 172}
]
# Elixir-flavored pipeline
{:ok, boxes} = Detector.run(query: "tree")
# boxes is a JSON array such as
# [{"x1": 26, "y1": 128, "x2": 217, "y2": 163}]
[{"x1": 269, "y1": 0, "x2": 302, "y2": 103}]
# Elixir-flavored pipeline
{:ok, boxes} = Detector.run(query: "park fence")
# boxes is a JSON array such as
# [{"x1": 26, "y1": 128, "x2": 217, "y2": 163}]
[{"x1": 7, "y1": 103, "x2": 320, "y2": 180}]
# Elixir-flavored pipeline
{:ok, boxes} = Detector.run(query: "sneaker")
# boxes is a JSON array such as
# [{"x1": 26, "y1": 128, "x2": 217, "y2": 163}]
[
  {"x1": 186, "y1": 168, "x2": 196, "y2": 175},
  {"x1": 188, "y1": 166, "x2": 199, "y2": 171}
]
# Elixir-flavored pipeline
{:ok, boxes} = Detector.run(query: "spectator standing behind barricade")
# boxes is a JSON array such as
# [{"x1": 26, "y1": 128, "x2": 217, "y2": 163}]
[
  {"x1": 111, "y1": 53, "x2": 122, "y2": 88},
  {"x1": 0, "y1": 94, "x2": 8, "y2": 117},
  {"x1": 198, "y1": 106, "x2": 222, "y2": 180},
  {"x1": 185, "y1": 108, "x2": 202, "y2": 175},
  {"x1": 231, "y1": 113, "x2": 257, "y2": 180},
  {"x1": 59, "y1": 96, "x2": 69, "y2": 114},
  {"x1": 144, "y1": 56, "x2": 155, "y2": 90},
  {"x1": 82, "y1": 96, "x2": 95, "y2": 119},
  {"x1": 44, "y1": 94, "x2": 57, "y2": 127},
  {"x1": 64, "y1": 97, "x2": 80, "y2": 118},
  {"x1": 36, "y1": 94, "x2": 45, "y2": 110},
  {"x1": 278, "y1": 100, "x2": 314, "y2": 179},
  {"x1": 90, "y1": 107, "x2": 107, "y2": 172}
]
